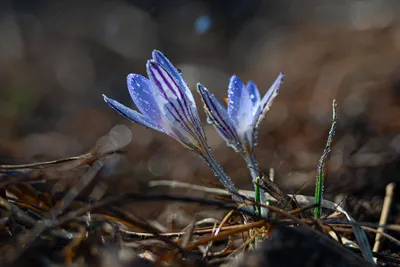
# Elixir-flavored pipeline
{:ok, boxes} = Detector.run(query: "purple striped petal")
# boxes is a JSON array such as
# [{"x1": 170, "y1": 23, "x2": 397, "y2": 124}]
[
  {"x1": 162, "y1": 101, "x2": 202, "y2": 152},
  {"x1": 255, "y1": 73, "x2": 284, "y2": 127},
  {"x1": 251, "y1": 73, "x2": 284, "y2": 147},
  {"x1": 127, "y1": 74, "x2": 162, "y2": 124},
  {"x1": 197, "y1": 84, "x2": 240, "y2": 149},
  {"x1": 146, "y1": 61, "x2": 207, "y2": 149},
  {"x1": 146, "y1": 60, "x2": 201, "y2": 128},
  {"x1": 147, "y1": 61, "x2": 183, "y2": 104},
  {"x1": 152, "y1": 50, "x2": 195, "y2": 104},
  {"x1": 150, "y1": 52, "x2": 205, "y2": 139},
  {"x1": 103, "y1": 94, "x2": 164, "y2": 132}
]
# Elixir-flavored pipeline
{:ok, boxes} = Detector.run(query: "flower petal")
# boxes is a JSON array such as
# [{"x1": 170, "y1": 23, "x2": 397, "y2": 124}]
[
  {"x1": 127, "y1": 74, "x2": 162, "y2": 123},
  {"x1": 147, "y1": 61, "x2": 207, "y2": 147},
  {"x1": 103, "y1": 94, "x2": 164, "y2": 132},
  {"x1": 147, "y1": 61, "x2": 204, "y2": 128},
  {"x1": 246, "y1": 81, "x2": 261, "y2": 109},
  {"x1": 227, "y1": 75, "x2": 245, "y2": 123},
  {"x1": 152, "y1": 50, "x2": 195, "y2": 104},
  {"x1": 149, "y1": 53, "x2": 204, "y2": 138},
  {"x1": 162, "y1": 101, "x2": 203, "y2": 152},
  {"x1": 227, "y1": 75, "x2": 254, "y2": 135},
  {"x1": 147, "y1": 61, "x2": 181, "y2": 104},
  {"x1": 251, "y1": 73, "x2": 284, "y2": 146},
  {"x1": 197, "y1": 83, "x2": 240, "y2": 150},
  {"x1": 256, "y1": 73, "x2": 284, "y2": 126}
]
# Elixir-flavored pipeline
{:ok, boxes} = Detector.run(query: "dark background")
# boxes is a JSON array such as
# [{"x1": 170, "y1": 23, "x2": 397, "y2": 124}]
[{"x1": 1, "y1": 0, "x2": 400, "y2": 210}]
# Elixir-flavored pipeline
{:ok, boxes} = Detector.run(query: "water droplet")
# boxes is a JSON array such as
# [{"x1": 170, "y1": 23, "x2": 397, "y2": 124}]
[
  {"x1": 177, "y1": 68, "x2": 182, "y2": 75},
  {"x1": 250, "y1": 94, "x2": 255, "y2": 99}
]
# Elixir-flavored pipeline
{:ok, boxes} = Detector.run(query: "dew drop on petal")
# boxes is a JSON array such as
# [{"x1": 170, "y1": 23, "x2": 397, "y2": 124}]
[{"x1": 250, "y1": 94, "x2": 255, "y2": 100}]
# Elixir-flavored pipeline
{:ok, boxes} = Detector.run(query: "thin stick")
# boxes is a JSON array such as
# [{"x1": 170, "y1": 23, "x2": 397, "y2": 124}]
[
  {"x1": 373, "y1": 182, "x2": 396, "y2": 260},
  {"x1": 149, "y1": 180, "x2": 348, "y2": 218},
  {"x1": 269, "y1": 168, "x2": 275, "y2": 183}
]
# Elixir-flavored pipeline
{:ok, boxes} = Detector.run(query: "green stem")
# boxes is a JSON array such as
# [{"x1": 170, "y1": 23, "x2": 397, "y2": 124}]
[
  {"x1": 245, "y1": 154, "x2": 269, "y2": 217},
  {"x1": 314, "y1": 99, "x2": 337, "y2": 220},
  {"x1": 255, "y1": 176, "x2": 261, "y2": 217}
]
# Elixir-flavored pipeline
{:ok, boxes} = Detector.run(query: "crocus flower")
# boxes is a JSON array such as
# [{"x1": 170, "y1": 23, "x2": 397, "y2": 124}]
[
  {"x1": 197, "y1": 74, "x2": 283, "y2": 157},
  {"x1": 102, "y1": 50, "x2": 249, "y2": 209},
  {"x1": 197, "y1": 74, "x2": 284, "y2": 212}
]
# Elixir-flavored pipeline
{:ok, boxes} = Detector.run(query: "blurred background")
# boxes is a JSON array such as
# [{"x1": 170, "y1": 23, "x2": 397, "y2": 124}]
[{"x1": 1, "y1": 0, "x2": 400, "y2": 214}]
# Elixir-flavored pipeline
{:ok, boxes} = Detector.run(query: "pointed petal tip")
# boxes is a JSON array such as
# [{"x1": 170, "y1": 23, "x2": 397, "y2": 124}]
[
  {"x1": 126, "y1": 73, "x2": 135, "y2": 85},
  {"x1": 229, "y1": 74, "x2": 241, "y2": 83},
  {"x1": 102, "y1": 94, "x2": 110, "y2": 103},
  {"x1": 196, "y1": 83, "x2": 206, "y2": 92},
  {"x1": 152, "y1": 50, "x2": 170, "y2": 63},
  {"x1": 146, "y1": 59, "x2": 153, "y2": 66},
  {"x1": 146, "y1": 60, "x2": 158, "y2": 74},
  {"x1": 152, "y1": 49, "x2": 163, "y2": 57},
  {"x1": 229, "y1": 75, "x2": 245, "y2": 90},
  {"x1": 126, "y1": 73, "x2": 148, "y2": 84},
  {"x1": 146, "y1": 59, "x2": 160, "y2": 70},
  {"x1": 246, "y1": 80, "x2": 257, "y2": 87},
  {"x1": 102, "y1": 94, "x2": 121, "y2": 110}
]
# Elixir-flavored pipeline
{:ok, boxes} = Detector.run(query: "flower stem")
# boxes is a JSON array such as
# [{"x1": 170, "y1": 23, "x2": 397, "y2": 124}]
[
  {"x1": 245, "y1": 153, "x2": 268, "y2": 217},
  {"x1": 314, "y1": 99, "x2": 337, "y2": 220},
  {"x1": 200, "y1": 147, "x2": 252, "y2": 213}
]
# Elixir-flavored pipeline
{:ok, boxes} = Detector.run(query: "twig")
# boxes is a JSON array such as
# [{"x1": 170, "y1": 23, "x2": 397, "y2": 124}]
[
  {"x1": 149, "y1": 179, "x2": 375, "y2": 262},
  {"x1": 149, "y1": 180, "x2": 349, "y2": 218},
  {"x1": 0, "y1": 160, "x2": 103, "y2": 266},
  {"x1": 373, "y1": 182, "x2": 395, "y2": 261}
]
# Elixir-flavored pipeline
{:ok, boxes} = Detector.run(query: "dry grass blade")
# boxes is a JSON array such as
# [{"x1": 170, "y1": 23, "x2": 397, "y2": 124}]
[
  {"x1": 0, "y1": 159, "x2": 104, "y2": 266},
  {"x1": 373, "y1": 183, "x2": 395, "y2": 257}
]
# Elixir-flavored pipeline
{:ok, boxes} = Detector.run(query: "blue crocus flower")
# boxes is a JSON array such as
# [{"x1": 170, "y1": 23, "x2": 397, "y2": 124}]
[
  {"x1": 102, "y1": 50, "x2": 249, "y2": 209},
  {"x1": 197, "y1": 74, "x2": 284, "y2": 213},
  {"x1": 197, "y1": 74, "x2": 284, "y2": 157}
]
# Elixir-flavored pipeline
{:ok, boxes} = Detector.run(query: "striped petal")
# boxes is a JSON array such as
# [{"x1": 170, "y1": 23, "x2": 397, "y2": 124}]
[
  {"x1": 147, "y1": 61, "x2": 200, "y2": 123},
  {"x1": 103, "y1": 94, "x2": 164, "y2": 132},
  {"x1": 152, "y1": 50, "x2": 195, "y2": 104},
  {"x1": 147, "y1": 61, "x2": 186, "y2": 107},
  {"x1": 251, "y1": 73, "x2": 284, "y2": 147},
  {"x1": 197, "y1": 84, "x2": 240, "y2": 150},
  {"x1": 162, "y1": 101, "x2": 202, "y2": 152},
  {"x1": 254, "y1": 73, "x2": 284, "y2": 128},
  {"x1": 147, "y1": 61, "x2": 206, "y2": 148},
  {"x1": 127, "y1": 74, "x2": 162, "y2": 124}
]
